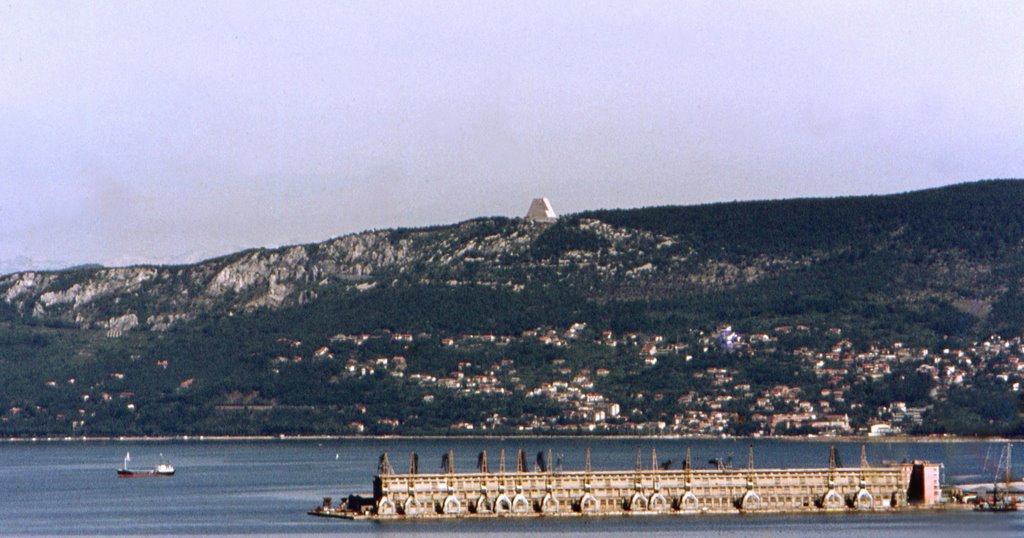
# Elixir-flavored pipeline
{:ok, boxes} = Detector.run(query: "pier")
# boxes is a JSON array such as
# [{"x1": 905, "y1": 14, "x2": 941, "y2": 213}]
[{"x1": 311, "y1": 446, "x2": 943, "y2": 520}]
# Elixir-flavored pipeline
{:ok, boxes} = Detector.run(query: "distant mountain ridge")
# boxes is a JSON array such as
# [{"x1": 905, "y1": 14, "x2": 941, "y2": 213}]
[
  {"x1": 3, "y1": 179, "x2": 1023, "y2": 338},
  {"x1": 0, "y1": 256, "x2": 83, "y2": 277},
  {"x1": 4, "y1": 179, "x2": 1024, "y2": 438}
]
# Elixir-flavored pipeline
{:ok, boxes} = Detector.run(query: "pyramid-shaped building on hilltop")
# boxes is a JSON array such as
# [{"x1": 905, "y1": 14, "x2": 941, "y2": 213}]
[{"x1": 525, "y1": 198, "x2": 558, "y2": 223}]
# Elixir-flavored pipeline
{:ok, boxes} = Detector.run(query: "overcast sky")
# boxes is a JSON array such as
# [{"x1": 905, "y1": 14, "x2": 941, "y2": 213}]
[{"x1": 2, "y1": 1, "x2": 1022, "y2": 270}]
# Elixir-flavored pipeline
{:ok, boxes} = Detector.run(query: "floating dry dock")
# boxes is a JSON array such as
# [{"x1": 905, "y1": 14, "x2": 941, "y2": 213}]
[{"x1": 310, "y1": 446, "x2": 942, "y2": 520}]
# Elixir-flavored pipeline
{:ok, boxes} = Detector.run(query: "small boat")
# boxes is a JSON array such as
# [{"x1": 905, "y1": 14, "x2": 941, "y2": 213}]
[
  {"x1": 117, "y1": 452, "x2": 175, "y2": 477},
  {"x1": 974, "y1": 443, "x2": 1019, "y2": 512}
]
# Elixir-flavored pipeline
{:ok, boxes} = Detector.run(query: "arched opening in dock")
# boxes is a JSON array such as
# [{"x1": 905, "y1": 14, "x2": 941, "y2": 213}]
[
  {"x1": 649, "y1": 492, "x2": 670, "y2": 512},
  {"x1": 821, "y1": 489, "x2": 844, "y2": 510},
  {"x1": 678, "y1": 491, "x2": 699, "y2": 512},
  {"x1": 628, "y1": 492, "x2": 649, "y2": 511},
  {"x1": 541, "y1": 493, "x2": 560, "y2": 513},
  {"x1": 511, "y1": 494, "x2": 531, "y2": 513},
  {"x1": 442, "y1": 495, "x2": 461, "y2": 515},
  {"x1": 579, "y1": 493, "x2": 600, "y2": 513},
  {"x1": 403, "y1": 496, "x2": 423, "y2": 516},
  {"x1": 376, "y1": 496, "x2": 396, "y2": 515},
  {"x1": 854, "y1": 489, "x2": 874, "y2": 510},
  {"x1": 494, "y1": 494, "x2": 512, "y2": 513},
  {"x1": 740, "y1": 490, "x2": 763, "y2": 511}
]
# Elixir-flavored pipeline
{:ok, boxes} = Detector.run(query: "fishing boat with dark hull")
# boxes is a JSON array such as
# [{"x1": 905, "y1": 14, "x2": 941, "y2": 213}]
[
  {"x1": 116, "y1": 452, "x2": 175, "y2": 478},
  {"x1": 310, "y1": 446, "x2": 948, "y2": 521}
]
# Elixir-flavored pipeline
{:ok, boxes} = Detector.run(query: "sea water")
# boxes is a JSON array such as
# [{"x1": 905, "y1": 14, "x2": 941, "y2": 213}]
[{"x1": 1, "y1": 438, "x2": 1022, "y2": 537}]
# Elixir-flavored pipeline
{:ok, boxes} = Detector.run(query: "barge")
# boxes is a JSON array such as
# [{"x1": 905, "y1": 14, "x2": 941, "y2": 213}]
[{"x1": 310, "y1": 446, "x2": 945, "y2": 520}]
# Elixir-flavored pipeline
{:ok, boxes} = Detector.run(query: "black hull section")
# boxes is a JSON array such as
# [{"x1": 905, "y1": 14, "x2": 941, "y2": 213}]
[{"x1": 117, "y1": 469, "x2": 175, "y2": 477}]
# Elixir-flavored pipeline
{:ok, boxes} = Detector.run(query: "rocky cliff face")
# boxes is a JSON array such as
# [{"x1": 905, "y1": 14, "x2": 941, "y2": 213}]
[
  {"x1": 0, "y1": 219, "x2": 548, "y2": 333},
  {"x1": 0, "y1": 228, "x2": 420, "y2": 333},
  {"x1": 0, "y1": 212, "x2": 808, "y2": 335},
  {"x1": 8, "y1": 182, "x2": 1010, "y2": 337}
]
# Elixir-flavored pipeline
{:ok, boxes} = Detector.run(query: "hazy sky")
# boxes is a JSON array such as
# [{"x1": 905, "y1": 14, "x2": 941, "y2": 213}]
[{"x1": 2, "y1": 1, "x2": 1022, "y2": 269}]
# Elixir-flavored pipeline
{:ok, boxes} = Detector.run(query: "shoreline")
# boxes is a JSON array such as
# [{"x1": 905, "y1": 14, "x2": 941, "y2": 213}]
[{"x1": 2, "y1": 433, "x2": 1020, "y2": 443}]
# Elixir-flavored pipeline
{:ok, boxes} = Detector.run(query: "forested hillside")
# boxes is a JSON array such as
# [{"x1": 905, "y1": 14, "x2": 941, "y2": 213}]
[{"x1": 2, "y1": 180, "x2": 1024, "y2": 437}]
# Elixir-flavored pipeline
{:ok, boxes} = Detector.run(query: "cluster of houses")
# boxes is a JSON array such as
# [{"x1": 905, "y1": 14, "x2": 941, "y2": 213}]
[
  {"x1": 279, "y1": 322, "x2": 1024, "y2": 436},
  {"x1": 23, "y1": 319, "x2": 1024, "y2": 437}
]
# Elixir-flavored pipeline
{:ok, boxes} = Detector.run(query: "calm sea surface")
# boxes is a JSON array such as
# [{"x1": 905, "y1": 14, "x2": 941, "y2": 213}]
[{"x1": 2, "y1": 438, "x2": 1023, "y2": 537}]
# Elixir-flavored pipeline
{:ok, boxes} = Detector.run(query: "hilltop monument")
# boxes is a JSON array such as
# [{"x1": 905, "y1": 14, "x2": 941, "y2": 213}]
[{"x1": 525, "y1": 198, "x2": 558, "y2": 223}]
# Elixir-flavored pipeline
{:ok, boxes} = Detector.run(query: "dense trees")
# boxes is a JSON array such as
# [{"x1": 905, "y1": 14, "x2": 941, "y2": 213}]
[{"x1": 4, "y1": 180, "x2": 1024, "y2": 437}]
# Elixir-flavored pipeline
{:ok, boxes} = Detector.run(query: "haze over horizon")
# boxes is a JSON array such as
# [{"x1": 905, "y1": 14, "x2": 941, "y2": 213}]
[{"x1": 2, "y1": 1, "x2": 1023, "y2": 272}]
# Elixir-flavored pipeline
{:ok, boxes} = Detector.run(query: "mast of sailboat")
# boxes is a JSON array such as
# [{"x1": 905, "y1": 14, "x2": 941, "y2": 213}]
[
  {"x1": 993, "y1": 442, "x2": 1011, "y2": 497},
  {"x1": 1004, "y1": 443, "x2": 1012, "y2": 489}
]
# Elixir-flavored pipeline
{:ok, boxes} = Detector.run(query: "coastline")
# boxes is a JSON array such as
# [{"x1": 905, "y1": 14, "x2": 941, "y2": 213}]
[{"x1": 2, "y1": 433, "x2": 1020, "y2": 443}]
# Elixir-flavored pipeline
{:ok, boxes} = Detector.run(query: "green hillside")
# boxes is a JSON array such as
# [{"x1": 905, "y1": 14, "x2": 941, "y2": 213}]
[{"x1": 2, "y1": 180, "x2": 1023, "y2": 438}]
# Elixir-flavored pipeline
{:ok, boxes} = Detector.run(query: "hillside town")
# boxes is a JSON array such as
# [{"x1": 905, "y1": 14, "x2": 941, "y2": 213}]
[
  {"x1": 12, "y1": 313, "x2": 1024, "y2": 438},
  {"x1": 6, "y1": 185, "x2": 1024, "y2": 439},
  {"x1": 188, "y1": 323, "x2": 1024, "y2": 437}
]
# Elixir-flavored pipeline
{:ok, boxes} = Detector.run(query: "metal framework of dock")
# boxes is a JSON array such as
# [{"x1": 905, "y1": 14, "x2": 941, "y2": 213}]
[{"x1": 311, "y1": 446, "x2": 942, "y2": 520}]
